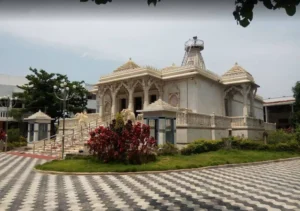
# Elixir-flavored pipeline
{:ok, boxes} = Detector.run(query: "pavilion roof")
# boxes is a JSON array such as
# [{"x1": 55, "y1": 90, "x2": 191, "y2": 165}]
[
  {"x1": 113, "y1": 58, "x2": 140, "y2": 73},
  {"x1": 221, "y1": 62, "x2": 255, "y2": 85}
]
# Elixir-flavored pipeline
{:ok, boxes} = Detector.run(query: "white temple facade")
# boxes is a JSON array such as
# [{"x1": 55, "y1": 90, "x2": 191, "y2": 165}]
[{"x1": 91, "y1": 36, "x2": 275, "y2": 144}]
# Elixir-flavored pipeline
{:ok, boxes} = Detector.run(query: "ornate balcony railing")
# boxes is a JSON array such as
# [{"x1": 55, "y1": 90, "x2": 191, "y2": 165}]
[
  {"x1": 214, "y1": 115, "x2": 232, "y2": 128},
  {"x1": 177, "y1": 112, "x2": 211, "y2": 127}
]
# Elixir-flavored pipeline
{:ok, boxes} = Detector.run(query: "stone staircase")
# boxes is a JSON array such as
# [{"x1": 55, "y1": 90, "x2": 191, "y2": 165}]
[{"x1": 29, "y1": 114, "x2": 111, "y2": 159}]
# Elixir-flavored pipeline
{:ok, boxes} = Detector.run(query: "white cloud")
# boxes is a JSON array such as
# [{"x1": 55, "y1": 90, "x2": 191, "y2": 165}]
[{"x1": 0, "y1": 16, "x2": 299, "y2": 98}]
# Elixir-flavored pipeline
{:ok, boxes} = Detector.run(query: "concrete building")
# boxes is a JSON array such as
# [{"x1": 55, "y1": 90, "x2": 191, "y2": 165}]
[
  {"x1": 0, "y1": 74, "x2": 97, "y2": 131},
  {"x1": 263, "y1": 96, "x2": 295, "y2": 129},
  {"x1": 0, "y1": 74, "x2": 27, "y2": 130}
]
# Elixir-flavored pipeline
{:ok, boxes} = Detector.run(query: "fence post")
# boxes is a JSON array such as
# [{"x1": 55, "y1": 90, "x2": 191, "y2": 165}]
[
  {"x1": 43, "y1": 139, "x2": 45, "y2": 151},
  {"x1": 50, "y1": 143, "x2": 52, "y2": 156}
]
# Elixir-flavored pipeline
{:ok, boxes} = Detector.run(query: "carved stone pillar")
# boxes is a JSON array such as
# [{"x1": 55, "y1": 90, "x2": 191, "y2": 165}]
[
  {"x1": 111, "y1": 92, "x2": 117, "y2": 117},
  {"x1": 241, "y1": 84, "x2": 251, "y2": 117},
  {"x1": 128, "y1": 89, "x2": 134, "y2": 111},
  {"x1": 27, "y1": 123, "x2": 31, "y2": 143},
  {"x1": 33, "y1": 123, "x2": 39, "y2": 142},
  {"x1": 98, "y1": 95, "x2": 103, "y2": 117},
  {"x1": 143, "y1": 87, "x2": 149, "y2": 109}
]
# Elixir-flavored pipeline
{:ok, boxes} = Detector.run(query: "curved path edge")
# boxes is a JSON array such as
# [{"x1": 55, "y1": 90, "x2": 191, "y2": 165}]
[{"x1": 34, "y1": 156, "x2": 300, "y2": 175}]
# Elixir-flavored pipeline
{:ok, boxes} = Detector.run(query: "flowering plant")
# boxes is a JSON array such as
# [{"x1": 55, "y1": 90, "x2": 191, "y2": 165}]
[
  {"x1": 87, "y1": 119, "x2": 157, "y2": 164},
  {"x1": 0, "y1": 129, "x2": 6, "y2": 141}
]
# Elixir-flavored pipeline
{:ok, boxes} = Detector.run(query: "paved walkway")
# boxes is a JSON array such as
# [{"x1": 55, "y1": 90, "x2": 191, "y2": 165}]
[{"x1": 0, "y1": 153, "x2": 300, "y2": 211}]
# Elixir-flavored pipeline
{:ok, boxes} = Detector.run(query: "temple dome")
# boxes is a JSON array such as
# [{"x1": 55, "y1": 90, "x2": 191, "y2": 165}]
[
  {"x1": 114, "y1": 58, "x2": 140, "y2": 73},
  {"x1": 221, "y1": 62, "x2": 255, "y2": 85}
]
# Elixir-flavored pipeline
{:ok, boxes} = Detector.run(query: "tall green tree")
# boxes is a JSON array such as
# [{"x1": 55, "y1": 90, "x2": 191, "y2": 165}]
[
  {"x1": 80, "y1": 0, "x2": 299, "y2": 27},
  {"x1": 15, "y1": 67, "x2": 89, "y2": 135},
  {"x1": 292, "y1": 81, "x2": 300, "y2": 126}
]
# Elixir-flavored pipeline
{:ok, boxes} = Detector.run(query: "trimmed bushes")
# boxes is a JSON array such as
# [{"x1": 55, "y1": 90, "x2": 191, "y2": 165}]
[
  {"x1": 157, "y1": 143, "x2": 179, "y2": 156},
  {"x1": 181, "y1": 136, "x2": 300, "y2": 155},
  {"x1": 267, "y1": 129, "x2": 295, "y2": 145},
  {"x1": 181, "y1": 139, "x2": 223, "y2": 155}
]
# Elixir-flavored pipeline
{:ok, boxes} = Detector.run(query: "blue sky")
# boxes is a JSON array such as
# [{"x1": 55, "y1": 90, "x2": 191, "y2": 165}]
[{"x1": 0, "y1": 0, "x2": 299, "y2": 99}]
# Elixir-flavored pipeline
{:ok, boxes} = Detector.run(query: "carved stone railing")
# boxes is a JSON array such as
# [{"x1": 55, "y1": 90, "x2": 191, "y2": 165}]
[
  {"x1": 177, "y1": 112, "x2": 211, "y2": 127},
  {"x1": 176, "y1": 112, "x2": 187, "y2": 125},
  {"x1": 214, "y1": 115, "x2": 231, "y2": 128},
  {"x1": 63, "y1": 118, "x2": 79, "y2": 128},
  {"x1": 230, "y1": 117, "x2": 245, "y2": 127},
  {"x1": 246, "y1": 117, "x2": 264, "y2": 128},
  {"x1": 264, "y1": 122, "x2": 276, "y2": 131}
]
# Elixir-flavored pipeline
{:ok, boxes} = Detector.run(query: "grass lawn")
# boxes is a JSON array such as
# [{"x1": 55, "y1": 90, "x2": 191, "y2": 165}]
[{"x1": 35, "y1": 150, "x2": 300, "y2": 173}]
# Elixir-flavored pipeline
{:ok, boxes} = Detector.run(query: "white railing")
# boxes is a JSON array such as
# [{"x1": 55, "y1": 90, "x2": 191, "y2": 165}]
[
  {"x1": 230, "y1": 117, "x2": 245, "y2": 127},
  {"x1": 214, "y1": 115, "x2": 231, "y2": 128},
  {"x1": 177, "y1": 112, "x2": 211, "y2": 127},
  {"x1": 264, "y1": 122, "x2": 276, "y2": 131},
  {"x1": 246, "y1": 117, "x2": 264, "y2": 128}
]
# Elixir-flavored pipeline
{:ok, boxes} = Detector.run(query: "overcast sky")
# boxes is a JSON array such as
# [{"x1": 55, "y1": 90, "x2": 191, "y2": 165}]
[{"x1": 0, "y1": 0, "x2": 299, "y2": 99}]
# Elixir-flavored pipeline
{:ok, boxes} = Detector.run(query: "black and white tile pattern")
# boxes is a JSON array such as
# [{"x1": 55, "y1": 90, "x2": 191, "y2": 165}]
[{"x1": 0, "y1": 152, "x2": 300, "y2": 211}]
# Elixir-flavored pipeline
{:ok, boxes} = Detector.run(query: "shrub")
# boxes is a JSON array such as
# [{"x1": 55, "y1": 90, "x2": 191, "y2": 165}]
[
  {"x1": 7, "y1": 128, "x2": 20, "y2": 142},
  {"x1": 181, "y1": 139, "x2": 223, "y2": 155},
  {"x1": 157, "y1": 143, "x2": 179, "y2": 156},
  {"x1": 295, "y1": 125, "x2": 300, "y2": 144},
  {"x1": 272, "y1": 141, "x2": 300, "y2": 152},
  {"x1": 0, "y1": 129, "x2": 6, "y2": 141},
  {"x1": 267, "y1": 129, "x2": 295, "y2": 145},
  {"x1": 87, "y1": 121, "x2": 157, "y2": 164}
]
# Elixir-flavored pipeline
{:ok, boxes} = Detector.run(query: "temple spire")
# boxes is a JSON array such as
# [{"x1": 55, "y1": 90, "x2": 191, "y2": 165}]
[{"x1": 181, "y1": 36, "x2": 206, "y2": 70}]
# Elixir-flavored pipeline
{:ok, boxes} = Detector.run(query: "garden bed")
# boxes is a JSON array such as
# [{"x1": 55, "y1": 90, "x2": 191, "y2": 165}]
[{"x1": 35, "y1": 150, "x2": 300, "y2": 173}]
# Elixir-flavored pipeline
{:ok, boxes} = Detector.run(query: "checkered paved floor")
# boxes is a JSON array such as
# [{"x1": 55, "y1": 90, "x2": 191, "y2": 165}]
[{"x1": 0, "y1": 153, "x2": 300, "y2": 211}]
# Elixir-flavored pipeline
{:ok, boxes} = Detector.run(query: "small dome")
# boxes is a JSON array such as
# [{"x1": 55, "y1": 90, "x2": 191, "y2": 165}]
[
  {"x1": 221, "y1": 62, "x2": 255, "y2": 85},
  {"x1": 114, "y1": 58, "x2": 140, "y2": 73},
  {"x1": 26, "y1": 110, "x2": 52, "y2": 120}
]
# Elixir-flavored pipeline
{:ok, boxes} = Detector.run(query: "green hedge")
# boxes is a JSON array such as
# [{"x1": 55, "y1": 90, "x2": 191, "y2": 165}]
[
  {"x1": 157, "y1": 143, "x2": 179, "y2": 156},
  {"x1": 181, "y1": 139, "x2": 223, "y2": 155},
  {"x1": 267, "y1": 130, "x2": 295, "y2": 145},
  {"x1": 181, "y1": 137, "x2": 300, "y2": 155}
]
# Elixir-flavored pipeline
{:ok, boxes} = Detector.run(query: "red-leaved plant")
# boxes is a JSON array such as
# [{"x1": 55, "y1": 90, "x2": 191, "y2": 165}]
[
  {"x1": 87, "y1": 120, "x2": 157, "y2": 164},
  {"x1": 0, "y1": 129, "x2": 6, "y2": 141}
]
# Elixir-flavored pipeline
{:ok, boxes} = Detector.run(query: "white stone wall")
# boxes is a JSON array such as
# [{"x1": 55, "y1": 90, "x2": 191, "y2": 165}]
[
  {"x1": 231, "y1": 93, "x2": 264, "y2": 119},
  {"x1": 163, "y1": 76, "x2": 224, "y2": 116},
  {"x1": 254, "y1": 100, "x2": 264, "y2": 120}
]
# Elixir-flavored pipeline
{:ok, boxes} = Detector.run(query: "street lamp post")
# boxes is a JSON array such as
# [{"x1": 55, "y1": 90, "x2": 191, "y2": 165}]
[
  {"x1": 53, "y1": 80, "x2": 84, "y2": 159},
  {"x1": 0, "y1": 95, "x2": 18, "y2": 152}
]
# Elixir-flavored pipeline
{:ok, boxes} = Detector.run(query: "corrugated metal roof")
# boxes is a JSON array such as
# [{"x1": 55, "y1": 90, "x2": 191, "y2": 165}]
[{"x1": 263, "y1": 96, "x2": 295, "y2": 106}]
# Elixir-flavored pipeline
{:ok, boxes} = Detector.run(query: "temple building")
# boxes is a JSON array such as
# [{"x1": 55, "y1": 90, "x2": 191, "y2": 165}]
[{"x1": 92, "y1": 36, "x2": 275, "y2": 144}]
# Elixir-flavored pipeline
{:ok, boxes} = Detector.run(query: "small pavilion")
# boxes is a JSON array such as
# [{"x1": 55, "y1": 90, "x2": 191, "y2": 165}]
[{"x1": 24, "y1": 110, "x2": 52, "y2": 142}]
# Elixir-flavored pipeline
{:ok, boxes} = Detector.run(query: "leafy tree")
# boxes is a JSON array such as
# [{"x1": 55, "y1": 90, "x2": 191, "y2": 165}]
[
  {"x1": 15, "y1": 67, "x2": 89, "y2": 135},
  {"x1": 8, "y1": 108, "x2": 27, "y2": 136},
  {"x1": 292, "y1": 81, "x2": 300, "y2": 126},
  {"x1": 80, "y1": 0, "x2": 299, "y2": 27}
]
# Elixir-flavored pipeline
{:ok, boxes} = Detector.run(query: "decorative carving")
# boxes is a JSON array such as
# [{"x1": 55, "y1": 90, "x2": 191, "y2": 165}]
[
  {"x1": 121, "y1": 109, "x2": 136, "y2": 123},
  {"x1": 169, "y1": 94, "x2": 179, "y2": 107},
  {"x1": 75, "y1": 111, "x2": 89, "y2": 127},
  {"x1": 168, "y1": 83, "x2": 180, "y2": 107}
]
